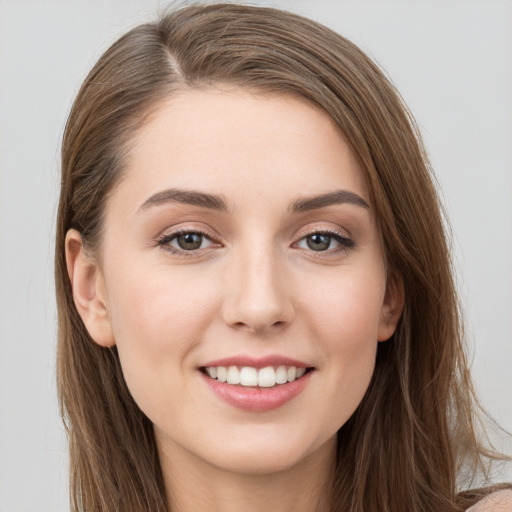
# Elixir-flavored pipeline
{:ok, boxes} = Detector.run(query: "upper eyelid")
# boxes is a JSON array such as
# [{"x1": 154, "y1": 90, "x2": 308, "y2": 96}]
[
  {"x1": 294, "y1": 224, "x2": 352, "y2": 240},
  {"x1": 156, "y1": 229, "x2": 219, "y2": 257},
  {"x1": 158, "y1": 226, "x2": 349, "y2": 238},
  {"x1": 160, "y1": 229, "x2": 214, "y2": 242},
  {"x1": 155, "y1": 228, "x2": 220, "y2": 256},
  {"x1": 294, "y1": 230, "x2": 353, "y2": 248},
  {"x1": 157, "y1": 224, "x2": 219, "y2": 241},
  {"x1": 155, "y1": 222, "x2": 353, "y2": 247}
]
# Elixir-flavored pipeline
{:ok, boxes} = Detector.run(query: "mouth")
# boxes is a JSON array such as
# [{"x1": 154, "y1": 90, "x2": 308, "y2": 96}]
[
  {"x1": 199, "y1": 355, "x2": 316, "y2": 411},
  {"x1": 200, "y1": 365, "x2": 315, "y2": 388}
]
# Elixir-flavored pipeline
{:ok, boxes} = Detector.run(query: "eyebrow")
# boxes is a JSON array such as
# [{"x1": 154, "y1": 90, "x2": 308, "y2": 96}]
[
  {"x1": 289, "y1": 189, "x2": 369, "y2": 212},
  {"x1": 137, "y1": 187, "x2": 369, "y2": 215},
  {"x1": 137, "y1": 188, "x2": 229, "y2": 213}
]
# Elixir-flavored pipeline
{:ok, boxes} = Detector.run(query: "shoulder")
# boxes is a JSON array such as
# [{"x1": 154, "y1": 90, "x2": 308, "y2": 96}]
[{"x1": 466, "y1": 490, "x2": 512, "y2": 511}]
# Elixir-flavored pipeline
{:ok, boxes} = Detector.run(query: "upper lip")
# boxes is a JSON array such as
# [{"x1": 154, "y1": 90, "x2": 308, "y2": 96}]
[{"x1": 201, "y1": 354, "x2": 312, "y2": 369}]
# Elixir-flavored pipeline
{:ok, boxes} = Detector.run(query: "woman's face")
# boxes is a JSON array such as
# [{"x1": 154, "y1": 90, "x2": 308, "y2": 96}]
[{"x1": 69, "y1": 88, "x2": 402, "y2": 476}]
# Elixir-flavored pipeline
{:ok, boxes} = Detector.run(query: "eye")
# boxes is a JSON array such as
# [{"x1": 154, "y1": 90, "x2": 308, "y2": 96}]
[
  {"x1": 295, "y1": 230, "x2": 354, "y2": 253},
  {"x1": 304, "y1": 233, "x2": 333, "y2": 251},
  {"x1": 174, "y1": 232, "x2": 208, "y2": 250},
  {"x1": 157, "y1": 230, "x2": 217, "y2": 253}
]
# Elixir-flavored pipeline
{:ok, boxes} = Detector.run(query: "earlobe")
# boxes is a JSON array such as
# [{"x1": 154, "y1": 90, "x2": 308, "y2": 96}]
[
  {"x1": 65, "y1": 229, "x2": 115, "y2": 347},
  {"x1": 377, "y1": 273, "x2": 405, "y2": 342}
]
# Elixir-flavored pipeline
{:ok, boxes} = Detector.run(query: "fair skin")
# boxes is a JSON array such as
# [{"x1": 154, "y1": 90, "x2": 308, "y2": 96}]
[{"x1": 66, "y1": 88, "x2": 403, "y2": 512}]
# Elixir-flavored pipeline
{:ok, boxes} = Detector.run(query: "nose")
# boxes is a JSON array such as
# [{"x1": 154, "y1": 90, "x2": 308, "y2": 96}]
[{"x1": 222, "y1": 244, "x2": 294, "y2": 335}]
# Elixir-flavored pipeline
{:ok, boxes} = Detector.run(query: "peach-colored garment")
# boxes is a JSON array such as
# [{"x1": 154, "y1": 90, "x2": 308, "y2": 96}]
[{"x1": 467, "y1": 490, "x2": 512, "y2": 511}]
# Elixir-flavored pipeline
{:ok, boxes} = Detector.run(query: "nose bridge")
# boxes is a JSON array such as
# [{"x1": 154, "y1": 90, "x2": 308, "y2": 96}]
[{"x1": 222, "y1": 235, "x2": 293, "y2": 333}]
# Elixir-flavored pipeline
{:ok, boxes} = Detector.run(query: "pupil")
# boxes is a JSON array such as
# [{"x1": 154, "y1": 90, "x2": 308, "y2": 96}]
[
  {"x1": 307, "y1": 234, "x2": 330, "y2": 251},
  {"x1": 177, "y1": 233, "x2": 202, "y2": 250}
]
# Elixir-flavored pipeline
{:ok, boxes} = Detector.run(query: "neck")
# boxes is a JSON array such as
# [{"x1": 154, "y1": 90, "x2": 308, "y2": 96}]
[{"x1": 158, "y1": 437, "x2": 336, "y2": 512}]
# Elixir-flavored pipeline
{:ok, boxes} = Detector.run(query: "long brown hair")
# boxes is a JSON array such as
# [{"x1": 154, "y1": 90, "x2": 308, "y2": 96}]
[{"x1": 55, "y1": 4, "x2": 508, "y2": 511}]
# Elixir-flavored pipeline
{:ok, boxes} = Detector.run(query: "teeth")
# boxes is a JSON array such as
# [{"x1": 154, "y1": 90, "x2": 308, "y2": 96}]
[
  {"x1": 227, "y1": 366, "x2": 240, "y2": 385},
  {"x1": 275, "y1": 365, "x2": 288, "y2": 384},
  {"x1": 217, "y1": 366, "x2": 227, "y2": 383},
  {"x1": 204, "y1": 365, "x2": 309, "y2": 387},
  {"x1": 240, "y1": 367, "x2": 258, "y2": 386},
  {"x1": 258, "y1": 366, "x2": 276, "y2": 387}
]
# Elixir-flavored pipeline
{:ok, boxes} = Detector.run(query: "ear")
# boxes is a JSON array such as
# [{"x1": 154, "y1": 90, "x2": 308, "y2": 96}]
[
  {"x1": 65, "y1": 229, "x2": 115, "y2": 347},
  {"x1": 377, "y1": 272, "x2": 405, "y2": 342}
]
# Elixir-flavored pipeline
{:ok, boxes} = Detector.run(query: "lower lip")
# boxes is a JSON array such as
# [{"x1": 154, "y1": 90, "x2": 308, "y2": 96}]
[{"x1": 201, "y1": 371, "x2": 313, "y2": 412}]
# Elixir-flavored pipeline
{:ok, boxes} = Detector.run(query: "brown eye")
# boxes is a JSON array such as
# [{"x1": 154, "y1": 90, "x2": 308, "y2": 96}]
[
  {"x1": 158, "y1": 230, "x2": 216, "y2": 253},
  {"x1": 176, "y1": 232, "x2": 204, "y2": 250},
  {"x1": 306, "y1": 234, "x2": 332, "y2": 251},
  {"x1": 295, "y1": 230, "x2": 355, "y2": 254}
]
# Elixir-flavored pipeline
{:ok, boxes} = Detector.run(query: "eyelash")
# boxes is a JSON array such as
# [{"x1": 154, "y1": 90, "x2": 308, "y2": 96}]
[
  {"x1": 156, "y1": 228, "x2": 219, "y2": 257},
  {"x1": 296, "y1": 228, "x2": 355, "y2": 254},
  {"x1": 156, "y1": 227, "x2": 355, "y2": 257}
]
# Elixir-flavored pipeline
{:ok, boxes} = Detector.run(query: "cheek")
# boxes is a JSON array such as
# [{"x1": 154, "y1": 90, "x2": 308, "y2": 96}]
[
  {"x1": 103, "y1": 263, "x2": 220, "y2": 411},
  {"x1": 302, "y1": 268, "x2": 386, "y2": 351},
  {"x1": 297, "y1": 267, "x2": 385, "y2": 423},
  {"x1": 107, "y1": 256, "x2": 221, "y2": 340}
]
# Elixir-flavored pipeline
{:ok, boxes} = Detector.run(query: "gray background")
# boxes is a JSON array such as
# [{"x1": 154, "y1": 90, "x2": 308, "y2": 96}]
[{"x1": 1, "y1": 1, "x2": 511, "y2": 510}]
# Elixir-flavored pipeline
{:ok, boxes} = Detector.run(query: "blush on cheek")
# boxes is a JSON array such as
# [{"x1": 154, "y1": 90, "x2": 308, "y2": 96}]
[
  {"x1": 310, "y1": 297, "x2": 383, "y2": 350},
  {"x1": 328, "y1": 274, "x2": 385, "y2": 338}
]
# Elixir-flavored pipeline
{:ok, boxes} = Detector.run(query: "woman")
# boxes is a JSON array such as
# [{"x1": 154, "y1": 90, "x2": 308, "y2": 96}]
[{"x1": 55, "y1": 3, "x2": 511, "y2": 511}]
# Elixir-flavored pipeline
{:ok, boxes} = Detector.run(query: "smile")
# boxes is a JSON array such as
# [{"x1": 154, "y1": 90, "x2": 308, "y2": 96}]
[
  {"x1": 202, "y1": 365, "x2": 308, "y2": 388},
  {"x1": 199, "y1": 356, "x2": 315, "y2": 412}
]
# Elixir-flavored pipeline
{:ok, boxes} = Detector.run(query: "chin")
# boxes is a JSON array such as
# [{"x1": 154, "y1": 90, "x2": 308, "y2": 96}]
[
  {"x1": 215, "y1": 451, "x2": 303, "y2": 476},
  {"x1": 197, "y1": 428, "x2": 335, "y2": 476}
]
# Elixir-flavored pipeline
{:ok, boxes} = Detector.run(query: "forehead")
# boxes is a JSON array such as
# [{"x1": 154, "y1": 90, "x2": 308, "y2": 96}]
[{"x1": 114, "y1": 87, "x2": 369, "y2": 215}]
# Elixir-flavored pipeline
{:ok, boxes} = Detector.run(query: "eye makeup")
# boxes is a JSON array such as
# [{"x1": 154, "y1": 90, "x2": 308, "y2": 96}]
[
  {"x1": 155, "y1": 224, "x2": 355, "y2": 259},
  {"x1": 293, "y1": 226, "x2": 355, "y2": 254},
  {"x1": 156, "y1": 227, "x2": 221, "y2": 257}
]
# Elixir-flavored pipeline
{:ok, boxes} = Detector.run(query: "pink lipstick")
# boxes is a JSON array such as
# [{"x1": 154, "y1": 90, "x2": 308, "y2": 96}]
[{"x1": 199, "y1": 354, "x2": 314, "y2": 412}]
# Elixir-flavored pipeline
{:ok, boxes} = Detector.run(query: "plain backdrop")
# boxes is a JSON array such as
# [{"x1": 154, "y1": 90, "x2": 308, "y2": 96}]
[{"x1": 0, "y1": 1, "x2": 511, "y2": 510}]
